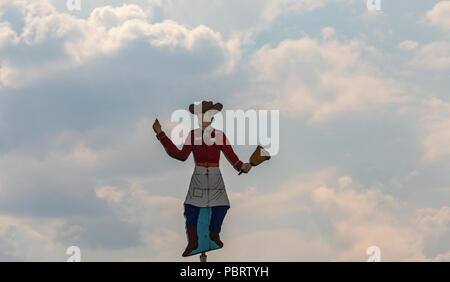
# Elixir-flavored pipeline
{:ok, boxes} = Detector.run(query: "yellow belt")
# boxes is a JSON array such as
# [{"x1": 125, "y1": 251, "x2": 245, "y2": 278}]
[{"x1": 196, "y1": 162, "x2": 219, "y2": 167}]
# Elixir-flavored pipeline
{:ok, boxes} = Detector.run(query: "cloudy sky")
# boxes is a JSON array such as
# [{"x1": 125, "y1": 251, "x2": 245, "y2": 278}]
[{"x1": 0, "y1": 0, "x2": 449, "y2": 261}]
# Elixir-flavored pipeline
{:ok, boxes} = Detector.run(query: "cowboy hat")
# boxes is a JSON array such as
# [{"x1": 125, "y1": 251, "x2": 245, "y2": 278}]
[{"x1": 189, "y1": 101, "x2": 223, "y2": 115}]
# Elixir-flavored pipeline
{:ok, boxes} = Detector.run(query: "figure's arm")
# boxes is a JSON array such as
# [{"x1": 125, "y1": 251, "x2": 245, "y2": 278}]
[
  {"x1": 153, "y1": 119, "x2": 192, "y2": 161},
  {"x1": 220, "y1": 132, "x2": 251, "y2": 172}
]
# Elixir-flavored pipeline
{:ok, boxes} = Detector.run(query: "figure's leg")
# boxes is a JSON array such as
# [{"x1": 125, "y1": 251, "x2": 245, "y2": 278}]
[
  {"x1": 209, "y1": 206, "x2": 230, "y2": 247},
  {"x1": 182, "y1": 204, "x2": 200, "y2": 257}
]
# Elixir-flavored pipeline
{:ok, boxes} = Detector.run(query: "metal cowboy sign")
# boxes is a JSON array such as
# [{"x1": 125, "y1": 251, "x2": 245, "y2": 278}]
[{"x1": 153, "y1": 101, "x2": 271, "y2": 259}]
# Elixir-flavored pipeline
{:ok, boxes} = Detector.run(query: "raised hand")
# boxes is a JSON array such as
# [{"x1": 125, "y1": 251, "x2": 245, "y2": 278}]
[
  {"x1": 240, "y1": 163, "x2": 252, "y2": 173},
  {"x1": 153, "y1": 119, "x2": 162, "y2": 134}
]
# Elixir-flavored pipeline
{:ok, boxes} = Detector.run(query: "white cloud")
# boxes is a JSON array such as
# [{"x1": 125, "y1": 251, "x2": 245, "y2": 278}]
[
  {"x1": 416, "y1": 206, "x2": 450, "y2": 235},
  {"x1": 66, "y1": 9, "x2": 238, "y2": 67},
  {"x1": 1, "y1": 163, "x2": 447, "y2": 261},
  {"x1": 96, "y1": 186, "x2": 124, "y2": 203},
  {"x1": 338, "y1": 176, "x2": 352, "y2": 188},
  {"x1": 419, "y1": 98, "x2": 450, "y2": 163},
  {"x1": 409, "y1": 41, "x2": 450, "y2": 70},
  {"x1": 229, "y1": 168, "x2": 336, "y2": 219},
  {"x1": 0, "y1": 216, "x2": 67, "y2": 261},
  {"x1": 222, "y1": 169, "x2": 449, "y2": 261},
  {"x1": 216, "y1": 228, "x2": 333, "y2": 261},
  {"x1": 398, "y1": 40, "x2": 419, "y2": 51},
  {"x1": 0, "y1": 22, "x2": 19, "y2": 48},
  {"x1": 426, "y1": 1, "x2": 450, "y2": 30},
  {"x1": 250, "y1": 33, "x2": 407, "y2": 122},
  {"x1": 68, "y1": 145, "x2": 99, "y2": 164},
  {"x1": 148, "y1": 0, "x2": 326, "y2": 41},
  {"x1": 0, "y1": 117, "x2": 188, "y2": 260},
  {"x1": 321, "y1": 26, "x2": 336, "y2": 40},
  {"x1": 89, "y1": 4, "x2": 149, "y2": 28},
  {"x1": 0, "y1": 117, "x2": 170, "y2": 216},
  {"x1": 0, "y1": 1, "x2": 241, "y2": 88}
]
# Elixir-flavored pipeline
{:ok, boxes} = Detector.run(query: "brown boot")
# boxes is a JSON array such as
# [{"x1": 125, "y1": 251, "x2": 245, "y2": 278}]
[
  {"x1": 182, "y1": 225, "x2": 198, "y2": 257},
  {"x1": 210, "y1": 232, "x2": 224, "y2": 248}
]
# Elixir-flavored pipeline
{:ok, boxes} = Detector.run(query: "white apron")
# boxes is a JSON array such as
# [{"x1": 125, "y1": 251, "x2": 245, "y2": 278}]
[{"x1": 184, "y1": 166, "x2": 230, "y2": 207}]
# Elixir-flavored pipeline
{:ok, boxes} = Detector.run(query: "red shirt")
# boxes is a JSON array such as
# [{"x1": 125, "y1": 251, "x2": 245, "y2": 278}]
[{"x1": 156, "y1": 128, "x2": 243, "y2": 171}]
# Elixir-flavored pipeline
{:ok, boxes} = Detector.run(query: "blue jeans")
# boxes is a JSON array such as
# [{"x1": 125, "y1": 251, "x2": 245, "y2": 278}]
[{"x1": 184, "y1": 204, "x2": 229, "y2": 233}]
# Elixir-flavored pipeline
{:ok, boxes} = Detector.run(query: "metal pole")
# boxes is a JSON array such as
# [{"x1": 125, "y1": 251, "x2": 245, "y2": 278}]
[{"x1": 200, "y1": 252, "x2": 207, "y2": 262}]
